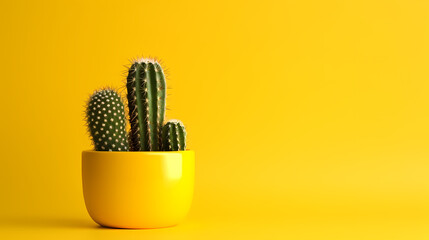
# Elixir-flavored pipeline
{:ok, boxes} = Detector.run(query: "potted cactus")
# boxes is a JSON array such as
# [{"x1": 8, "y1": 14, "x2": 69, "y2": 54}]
[{"x1": 82, "y1": 59, "x2": 194, "y2": 229}]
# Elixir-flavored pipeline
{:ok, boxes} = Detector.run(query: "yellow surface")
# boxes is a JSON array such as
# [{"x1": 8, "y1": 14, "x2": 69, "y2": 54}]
[
  {"x1": 1, "y1": 0, "x2": 429, "y2": 239},
  {"x1": 82, "y1": 150, "x2": 194, "y2": 228}
]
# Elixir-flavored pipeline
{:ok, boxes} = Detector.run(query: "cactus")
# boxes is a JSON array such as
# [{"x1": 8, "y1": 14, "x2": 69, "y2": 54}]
[
  {"x1": 126, "y1": 59, "x2": 166, "y2": 151},
  {"x1": 161, "y1": 120, "x2": 187, "y2": 151},
  {"x1": 86, "y1": 89, "x2": 129, "y2": 151},
  {"x1": 84, "y1": 58, "x2": 189, "y2": 152}
]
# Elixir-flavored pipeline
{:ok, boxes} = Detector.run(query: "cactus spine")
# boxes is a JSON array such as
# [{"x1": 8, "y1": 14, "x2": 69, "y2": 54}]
[
  {"x1": 86, "y1": 89, "x2": 129, "y2": 151},
  {"x1": 126, "y1": 59, "x2": 166, "y2": 151},
  {"x1": 162, "y1": 120, "x2": 186, "y2": 151}
]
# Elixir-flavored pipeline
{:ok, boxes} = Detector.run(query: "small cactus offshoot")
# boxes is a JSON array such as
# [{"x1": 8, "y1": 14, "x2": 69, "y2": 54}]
[
  {"x1": 86, "y1": 89, "x2": 129, "y2": 151},
  {"x1": 162, "y1": 120, "x2": 187, "y2": 151},
  {"x1": 126, "y1": 59, "x2": 166, "y2": 151}
]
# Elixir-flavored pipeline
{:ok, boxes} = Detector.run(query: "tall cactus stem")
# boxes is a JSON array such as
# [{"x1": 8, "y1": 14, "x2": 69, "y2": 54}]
[{"x1": 126, "y1": 59, "x2": 166, "y2": 151}]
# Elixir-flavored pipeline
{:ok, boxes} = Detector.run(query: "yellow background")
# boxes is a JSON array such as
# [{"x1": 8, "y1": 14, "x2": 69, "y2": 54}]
[{"x1": 1, "y1": 0, "x2": 429, "y2": 239}]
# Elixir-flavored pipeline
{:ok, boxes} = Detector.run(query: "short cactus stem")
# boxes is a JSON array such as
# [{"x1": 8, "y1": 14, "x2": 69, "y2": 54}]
[
  {"x1": 86, "y1": 89, "x2": 129, "y2": 151},
  {"x1": 126, "y1": 59, "x2": 166, "y2": 151},
  {"x1": 162, "y1": 120, "x2": 186, "y2": 151}
]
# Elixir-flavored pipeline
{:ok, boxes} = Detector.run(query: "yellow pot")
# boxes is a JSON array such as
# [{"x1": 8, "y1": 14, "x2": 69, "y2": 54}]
[{"x1": 82, "y1": 150, "x2": 195, "y2": 229}]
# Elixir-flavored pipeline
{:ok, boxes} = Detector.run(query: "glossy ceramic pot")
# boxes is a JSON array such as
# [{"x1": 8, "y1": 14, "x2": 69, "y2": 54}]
[{"x1": 82, "y1": 150, "x2": 195, "y2": 229}]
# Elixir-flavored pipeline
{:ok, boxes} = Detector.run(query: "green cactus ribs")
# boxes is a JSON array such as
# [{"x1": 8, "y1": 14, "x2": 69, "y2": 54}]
[
  {"x1": 162, "y1": 120, "x2": 186, "y2": 151},
  {"x1": 86, "y1": 89, "x2": 129, "y2": 151},
  {"x1": 126, "y1": 59, "x2": 166, "y2": 151}
]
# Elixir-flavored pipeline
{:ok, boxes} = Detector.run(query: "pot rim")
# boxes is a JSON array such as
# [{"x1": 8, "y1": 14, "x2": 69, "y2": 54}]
[{"x1": 82, "y1": 149, "x2": 194, "y2": 154}]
